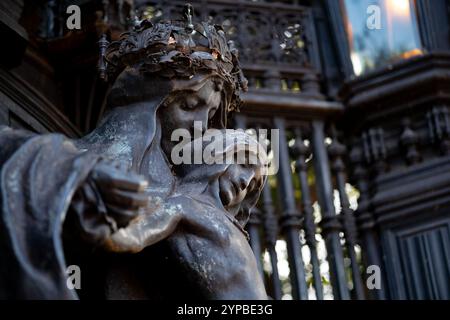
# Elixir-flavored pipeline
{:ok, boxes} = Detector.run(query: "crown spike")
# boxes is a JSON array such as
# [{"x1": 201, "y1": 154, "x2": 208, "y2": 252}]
[
  {"x1": 98, "y1": 34, "x2": 109, "y2": 80},
  {"x1": 101, "y1": 12, "x2": 248, "y2": 119},
  {"x1": 184, "y1": 3, "x2": 194, "y2": 33}
]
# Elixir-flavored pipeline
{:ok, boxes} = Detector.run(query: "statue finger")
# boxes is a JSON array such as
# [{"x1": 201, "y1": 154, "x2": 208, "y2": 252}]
[
  {"x1": 106, "y1": 204, "x2": 140, "y2": 228},
  {"x1": 110, "y1": 173, "x2": 148, "y2": 192},
  {"x1": 104, "y1": 228, "x2": 143, "y2": 253},
  {"x1": 100, "y1": 188, "x2": 149, "y2": 208},
  {"x1": 93, "y1": 168, "x2": 148, "y2": 192}
]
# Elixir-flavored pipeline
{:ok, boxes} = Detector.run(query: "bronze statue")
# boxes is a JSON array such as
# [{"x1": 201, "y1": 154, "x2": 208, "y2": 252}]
[
  {"x1": 0, "y1": 6, "x2": 266, "y2": 300},
  {"x1": 105, "y1": 131, "x2": 268, "y2": 299}
]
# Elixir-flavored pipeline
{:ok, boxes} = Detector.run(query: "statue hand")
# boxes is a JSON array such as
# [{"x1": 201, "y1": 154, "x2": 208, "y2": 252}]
[
  {"x1": 103, "y1": 198, "x2": 184, "y2": 254},
  {"x1": 90, "y1": 160, "x2": 149, "y2": 229},
  {"x1": 103, "y1": 223, "x2": 145, "y2": 253}
]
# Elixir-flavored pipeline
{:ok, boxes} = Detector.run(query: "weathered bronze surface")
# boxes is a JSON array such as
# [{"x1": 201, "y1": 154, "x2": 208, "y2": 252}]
[{"x1": 0, "y1": 9, "x2": 267, "y2": 300}]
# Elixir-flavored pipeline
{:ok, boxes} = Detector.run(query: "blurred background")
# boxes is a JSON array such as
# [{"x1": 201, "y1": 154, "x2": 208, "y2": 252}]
[{"x1": 1, "y1": 0, "x2": 450, "y2": 300}]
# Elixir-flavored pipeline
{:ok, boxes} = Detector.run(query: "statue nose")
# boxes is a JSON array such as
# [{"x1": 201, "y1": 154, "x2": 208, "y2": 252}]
[{"x1": 239, "y1": 172, "x2": 254, "y2": 190}]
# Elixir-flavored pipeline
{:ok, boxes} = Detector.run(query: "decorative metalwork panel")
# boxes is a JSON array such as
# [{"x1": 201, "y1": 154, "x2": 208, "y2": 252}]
[
  {"x1": 137, "y1": 0, "x2": 313, "y2": 66},
  {"x1": 135, "y1": 0, "x2": 319, "y2": 93}
]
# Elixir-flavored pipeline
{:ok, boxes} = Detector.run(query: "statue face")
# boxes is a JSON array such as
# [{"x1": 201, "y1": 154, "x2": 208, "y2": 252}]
[
  {"x1": 160, "y1": 79, "x2": 222, "y2": 160},
  {"x1": 218, "y1": 163, "x2": 264, "y2": 211}
]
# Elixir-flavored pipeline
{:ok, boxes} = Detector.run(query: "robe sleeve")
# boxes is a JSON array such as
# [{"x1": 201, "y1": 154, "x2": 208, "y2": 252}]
[{"x1": 0, "y1": 126, "x2": 100, "y2": 299}]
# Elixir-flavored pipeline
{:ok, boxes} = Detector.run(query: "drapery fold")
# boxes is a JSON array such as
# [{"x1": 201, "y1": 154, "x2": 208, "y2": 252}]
[{"x1": 0, "y1": 126, "x2": 99, "y2": 299}]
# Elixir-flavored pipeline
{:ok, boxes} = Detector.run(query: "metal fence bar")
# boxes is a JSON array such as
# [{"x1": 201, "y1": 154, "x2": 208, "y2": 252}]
[
  {"x1": 291, "y1": 127, "x2": 324, "y2": 300},
  {"x1": 261, "y1": 180, "x2": 283, "y2": 300},
  {"x1": 255, "y1": 123, "x2": 284, "y2": 300},
  {"x1": 349, "y1": 143, "x2": 387, "y2": 300},
  {"x1": 311, "y1": 120, "x2": 350, "y2": 300},
  {"x1": 273, "y1": 117, "x2": 308, "y2": 300},
  {"x1": 328, "y1": 130, "x2": 365, "y2": 299}
]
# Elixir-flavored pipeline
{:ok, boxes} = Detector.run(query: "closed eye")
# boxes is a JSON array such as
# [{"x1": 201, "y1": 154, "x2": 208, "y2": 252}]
[
  {"x1": 180, "y1": 101, "x2": 196, "y2": 111},
  {"x1": 180, "y1": 96, "x2": 200, "y2": 110}
]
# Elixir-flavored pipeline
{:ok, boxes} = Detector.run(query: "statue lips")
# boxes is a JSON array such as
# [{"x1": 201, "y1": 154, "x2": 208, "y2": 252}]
[
  {"x1": 231, "y1": 179, "x2": 249, "y2": 206},
  {"x1": 220, "y1": 173, "x2": 248, "y2": 209}
]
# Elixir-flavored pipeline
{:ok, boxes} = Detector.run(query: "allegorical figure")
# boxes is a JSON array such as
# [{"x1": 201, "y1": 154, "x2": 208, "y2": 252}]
[
  {"x1": 0, "y1": 7, "x2": 257, "y2": 300},
  {"x1": 106, "y1": 131, "x2": 269, "y2": 299}
]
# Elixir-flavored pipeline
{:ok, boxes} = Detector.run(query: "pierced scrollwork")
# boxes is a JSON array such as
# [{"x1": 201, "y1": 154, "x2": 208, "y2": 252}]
[{"x1": 134, "y1": 1, "x2": 312, "y2": 67}]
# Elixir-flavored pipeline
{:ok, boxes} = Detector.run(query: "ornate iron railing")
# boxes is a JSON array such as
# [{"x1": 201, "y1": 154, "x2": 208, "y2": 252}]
[
  {"x1": 233, "y1": 113, "x2": 364, "y2": 300},
  {"x1": 136, "y1": 0, "x2": 321, "y2": 96}
]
